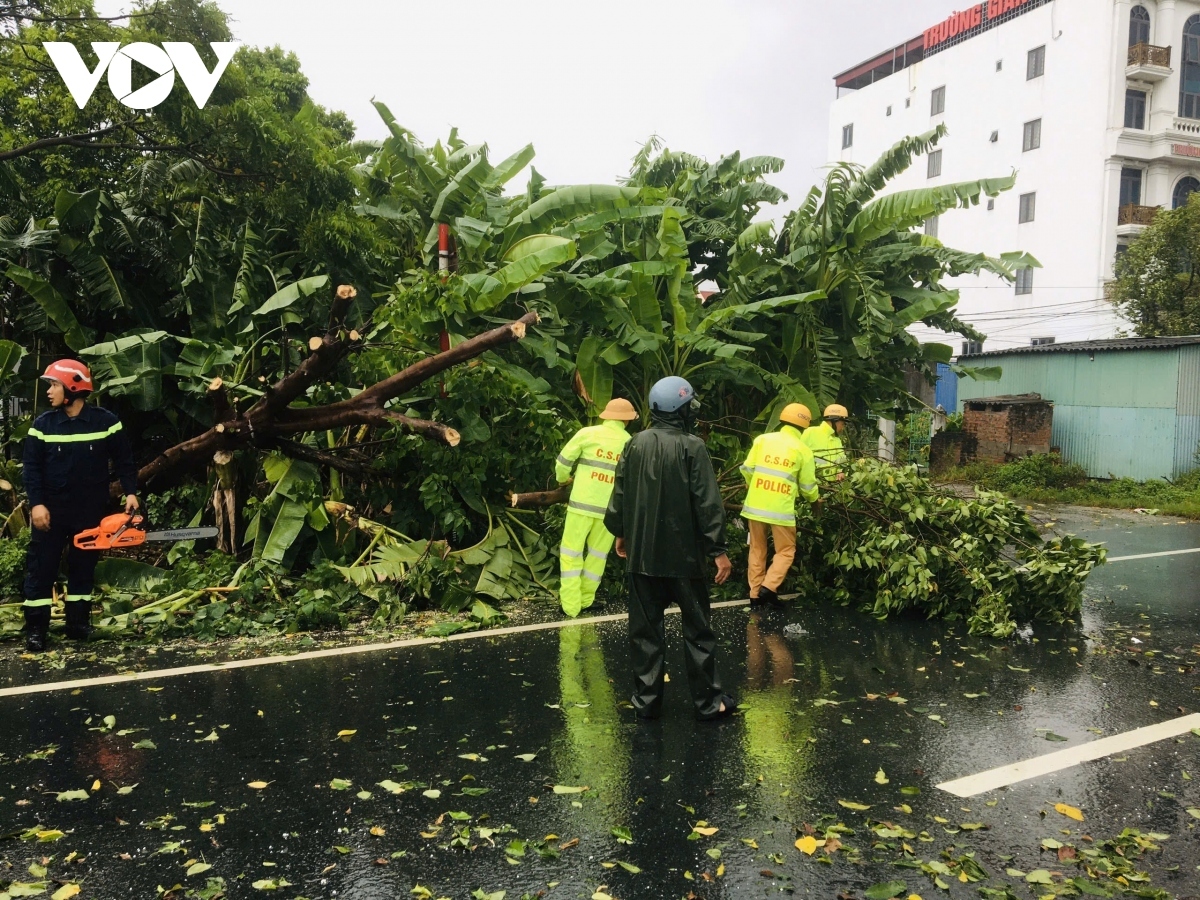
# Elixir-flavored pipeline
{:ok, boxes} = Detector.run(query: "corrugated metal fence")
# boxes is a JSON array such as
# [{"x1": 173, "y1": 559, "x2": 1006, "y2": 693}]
[{"x1": 956, "y1": 345, "x2": 1199, "y2": 480}]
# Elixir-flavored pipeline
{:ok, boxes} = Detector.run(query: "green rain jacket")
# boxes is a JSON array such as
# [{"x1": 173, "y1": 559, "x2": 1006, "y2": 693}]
[{"x1": 604, "y1": 409, "x2": 727, "y2": 579}]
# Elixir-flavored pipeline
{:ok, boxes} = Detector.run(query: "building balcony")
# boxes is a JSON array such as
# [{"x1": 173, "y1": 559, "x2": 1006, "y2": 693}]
[
  {"x1": 1172, "y1": 117, "x2": 1200, "y2": 137},
  {"x1": 1117, "y1": 203, "x2": 1159, "y2": 236},
  {"x1": 1127, "y1": 42, "x2": 1172, "y2": 81}
]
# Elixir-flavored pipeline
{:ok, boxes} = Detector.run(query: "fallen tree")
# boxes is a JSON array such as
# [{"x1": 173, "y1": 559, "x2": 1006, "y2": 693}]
[{"x1": 134, "y1": 286, "x2": 538, "y2": 491}]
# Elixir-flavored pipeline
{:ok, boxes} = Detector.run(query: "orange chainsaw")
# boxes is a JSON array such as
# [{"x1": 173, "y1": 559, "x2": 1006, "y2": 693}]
[{"x1": 73, "y1": 514, "x2": 218, "y2": 551}]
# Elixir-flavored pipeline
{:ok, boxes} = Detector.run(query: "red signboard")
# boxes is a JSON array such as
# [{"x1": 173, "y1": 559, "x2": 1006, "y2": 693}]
[
  {"x1": 1173, "y1": 143, "x2": 1200, "y2": 158},
  {"x1": 924, "y1": 0, "x2": 1036, "y2": 51}
]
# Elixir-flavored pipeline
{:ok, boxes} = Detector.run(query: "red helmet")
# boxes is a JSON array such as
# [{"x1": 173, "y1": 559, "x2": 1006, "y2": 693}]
[{"x1": 41, "y1": 359, "x2": 93, "y2": 395}]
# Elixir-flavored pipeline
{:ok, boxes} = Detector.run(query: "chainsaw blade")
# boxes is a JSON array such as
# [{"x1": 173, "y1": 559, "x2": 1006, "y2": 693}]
[{"x1": 143, "y1": 528, "x2": 219, "y2": 542}]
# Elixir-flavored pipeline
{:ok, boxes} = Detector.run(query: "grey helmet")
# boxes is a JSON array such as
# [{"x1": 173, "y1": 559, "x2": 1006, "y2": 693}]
[{"x1": 649, "y1": 376, "x2": 697, "y2": 413}]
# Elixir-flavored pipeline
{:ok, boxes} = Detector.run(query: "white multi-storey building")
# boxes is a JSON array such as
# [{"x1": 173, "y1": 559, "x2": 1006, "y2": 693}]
[{"x1": 828, "y1": 0, "x2": 1200, "y2": 352}]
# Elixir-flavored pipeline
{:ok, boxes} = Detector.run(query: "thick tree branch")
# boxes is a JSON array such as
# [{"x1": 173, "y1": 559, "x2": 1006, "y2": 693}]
[
  {"x1": 510, "y1": 485, "x2": 571, "y2": 508},
  {"x1": 0, "y1": 120, "x2": 135, "y2": 161},
  {"x1": 356, "y1": 311, "x2": 538, "y2": 407},
  {"x1": 135, "y1": 303, "x2": 532, "y2": 489},
  {"x1": 248, "y1": 284, "x2": 360, "y2": 420},
  {"x1": 268, "y1": 439, "x2": 369, "y2": 477}
]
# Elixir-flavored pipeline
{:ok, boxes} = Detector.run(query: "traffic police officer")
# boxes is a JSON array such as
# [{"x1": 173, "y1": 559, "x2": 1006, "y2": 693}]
[
  {"x1": 803, "y1": 403, "x2": 849, "y2": 482},
  {"x1": 22, "y1": 360, "x2": 139, "y2": 651},
  {"x1": 554, "y1": 398, "x2": 638, "y2": 617},
  {"x1": 740, "y1": 403, "x2": 819, "y2": 607}
]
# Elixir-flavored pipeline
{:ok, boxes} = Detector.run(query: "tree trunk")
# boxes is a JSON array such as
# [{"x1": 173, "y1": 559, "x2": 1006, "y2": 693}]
[{"x1": 211, "y1": 450, "x2": 238, "y2": 554}]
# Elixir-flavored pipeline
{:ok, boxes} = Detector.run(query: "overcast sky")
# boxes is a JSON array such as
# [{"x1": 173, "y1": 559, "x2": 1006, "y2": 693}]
[{"x1": 97, "y1": 0, "x2": 953, "y2": 206}]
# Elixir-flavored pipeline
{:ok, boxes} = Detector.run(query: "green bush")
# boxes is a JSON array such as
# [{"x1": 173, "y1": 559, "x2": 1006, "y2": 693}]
[
  {"x1": 951, "y1": 454, "x2": 1200, "y2": 517},
  {"x1": 970, "y1": 454, "x2": 1089, "y2": 493},
  {"x1": 0, "y1": 529, "x2": 28, "y2": 601}
]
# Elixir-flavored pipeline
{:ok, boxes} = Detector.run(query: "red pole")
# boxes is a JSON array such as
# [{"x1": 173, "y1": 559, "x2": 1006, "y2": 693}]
[
  {"x1": 438, "y1": 223, "x2": 450, "y2": 280},
  {"x1": 438, "y1": 223, "x2": 450, "y2": 397}
]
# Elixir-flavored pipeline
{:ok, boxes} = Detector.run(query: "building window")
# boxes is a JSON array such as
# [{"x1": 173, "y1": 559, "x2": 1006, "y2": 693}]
[
  {"x1": 1125, "y1": 89, "x2": 1148, "y2": 129},
  {"x1": 1019, "y1": 192, "x2": 1037, "y2": 223},
  {"x1": 842, "y1": 123, "x2": 854, "y2": 149},
  {"x1": 1130, "y1": 5, "x2": 1151, "y2": 47},
  {"x1": 1115, "y1": 243, "x2": 1130, "y2": 266},
  {"x1": 927, "y1": 149, "x2": 943, "y2": 179},
  {"x1": 886, "y1": 105, "x2": 893, "y2": 117},
  {"x1": 1120, "y1": 167, "x2": 1144, "y2": 208},
  {"x1": 1173, "y1": 175, "x2": 1200, "y2": 208},
  {"x1": 996, "y1": 59, "x2": 1003, "y2": 72},
  {"x1": 905, "y1": 98, "x2": 911, "y2": 108},
  {"x1": 987, "y1": 199, "x2": 995, "y2": 211},
  {"x1": 1022, "y1": 119, "x2": 1042, "y2": 151},
  {"x1": 962, "y1": 340, "x2": 984, "y2": 356},
  {"x1": 924, "y1": 215, "x2": 939, "y2": 238},
  {"x1": 1181, "y1": 15, "x2": 1200, "y2": 118},
  {"x1": 931, "y1": 86, "x2": 946, "y2": 116},
  {"x1": 1030, "y1": 336, "x2": 1056, "y2": 346},
  {"x1": 1015, "y1": 268, "x2": 1035, "y2": 295},
  {"x1": 1027, "y1": 45, "x2": 1045, "y2": 80}
]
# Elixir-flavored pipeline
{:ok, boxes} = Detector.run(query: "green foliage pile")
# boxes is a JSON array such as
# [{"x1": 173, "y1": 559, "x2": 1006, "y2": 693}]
[
  {"x1": 0, "y1": 548, "x2": 507, "y2": 644},
  {"x1": 953, "y1": 454, "x2": 1200, "y2": 518},
  {"x1": 794, "y1": 460, "x2": 1106, "y2": 637}
]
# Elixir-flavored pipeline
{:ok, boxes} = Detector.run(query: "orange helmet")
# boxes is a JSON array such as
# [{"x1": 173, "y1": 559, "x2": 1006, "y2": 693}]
[
  {"x1": 780, "y1": 403, "x2": 812, "y2": 429},
  {"x1": 41, "y1": 359, "x2": 92, "y2": 395}
]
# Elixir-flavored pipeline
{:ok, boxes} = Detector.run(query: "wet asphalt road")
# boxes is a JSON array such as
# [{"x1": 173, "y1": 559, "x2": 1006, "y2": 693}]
[{"x1": 1, "y1": 508, "x2": 1199, "y2": 900}]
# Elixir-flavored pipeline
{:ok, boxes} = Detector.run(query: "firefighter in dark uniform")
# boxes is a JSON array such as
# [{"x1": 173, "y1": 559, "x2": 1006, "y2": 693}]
[{"x1": 22, "y1": 360, "x2": 139, "y2": 652}]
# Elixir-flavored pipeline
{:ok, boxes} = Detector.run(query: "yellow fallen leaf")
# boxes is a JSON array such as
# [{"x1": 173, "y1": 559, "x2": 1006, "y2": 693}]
[
  {"x1": 795, "y1": 835, "x2": 820, "y2": 855},
  {"x1": 1054, "y1": 802, "x2": 1084, "y2": 822},
  {"x1": 716, "y1": 862, "x2": 725, "y2": 877},
  {"x1": 337, "y1": 729, "x2": 357, "y2": 738},
  {"x1": 199, "y1": 823, "x2": 214, "y2": 832},
  {"x1": 908, "y1": 895, "x2": 924, "y2": 900},
  {"x1": 692, "y1": 826, "x2": 719, "y2": 836},
  {"x1": 51, "y1": 885, "x2": 80, "y2": 900},
  {"x1": 370, "y1": 825, "x2": 385, "y2": 836},
  {"x1": 248, "y1": 781, "x2": 270, "y2": 789},
  {"x1": 959, "y1": 871, "x2": 969, "y2": 882},
  {"x1": 91, "y1": 780, "x2": 101, "y2": 792}
]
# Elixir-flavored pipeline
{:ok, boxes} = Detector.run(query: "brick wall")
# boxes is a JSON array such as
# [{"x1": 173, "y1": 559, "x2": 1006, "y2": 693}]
[{"x1": 962, "y1": 398, "x2": 1053, "y2": 463}]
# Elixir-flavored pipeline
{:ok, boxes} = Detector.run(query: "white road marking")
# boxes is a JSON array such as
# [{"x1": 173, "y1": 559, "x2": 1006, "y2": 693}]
[
  {"x1": 0, "y1": 599, "x2": 752, "y2": 699},
  {"x1": 1107, "y1": 547, "x2": 1200, "y2": 563},
  {"x1": 937, "y1": 713, "x2": 1200, "y2": 797}
]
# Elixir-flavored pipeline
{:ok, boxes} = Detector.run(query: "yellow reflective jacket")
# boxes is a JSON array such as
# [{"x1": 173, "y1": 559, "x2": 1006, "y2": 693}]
[
  {"x1": 802, "y1": 421, "x2": 846, "y2": 481},
  {"x1": 555, "y1": 420, "x2": 632, "y2": 519},
  {"x1": 739, "y1": 425, "x2": 818, "y2": 526}
]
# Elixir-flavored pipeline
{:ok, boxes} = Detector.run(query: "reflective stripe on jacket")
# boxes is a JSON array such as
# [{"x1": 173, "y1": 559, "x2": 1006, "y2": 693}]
[
  {"x1": 739, "y1": 424, "x2": 818, "y2": 526},
  {"x1": 555, "y1": 420, "x2": 631, "y2": 520},
  {"x1": 802, "y1": 421, "x2": 846, "y2": 481},
  {"x1": 23, "y1": 404, "x2": 137, "y2": 507}
]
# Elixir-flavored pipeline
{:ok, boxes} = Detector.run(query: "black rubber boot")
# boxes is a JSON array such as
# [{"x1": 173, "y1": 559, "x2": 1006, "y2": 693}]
[
  {"x1": 23, "y1": 607, "x2": 50, "y2": 653},
  {"x1": 755, "y1": 586, "x2": 782, "y2": 608},
  {"x1": 64, "y1": 602, "x2": 92, "y2": 642}
]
